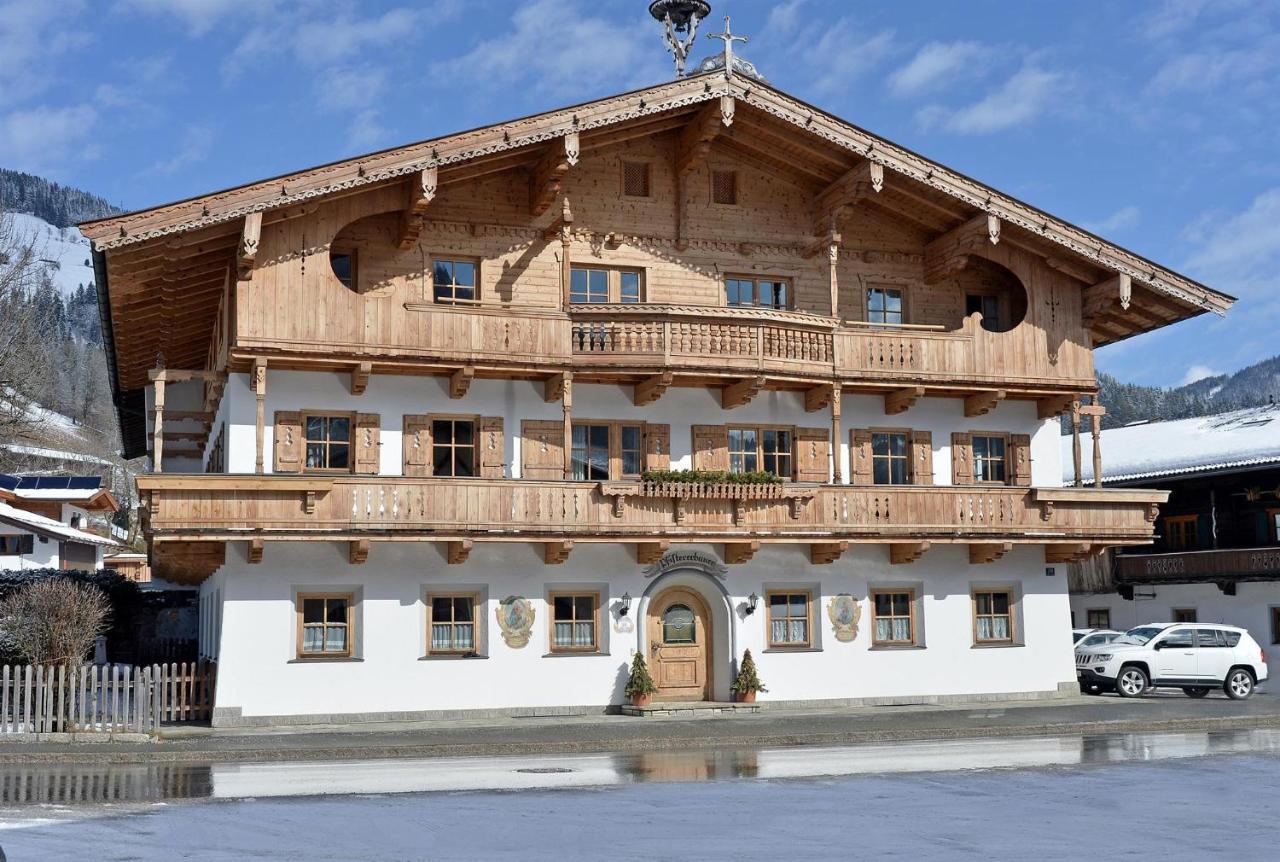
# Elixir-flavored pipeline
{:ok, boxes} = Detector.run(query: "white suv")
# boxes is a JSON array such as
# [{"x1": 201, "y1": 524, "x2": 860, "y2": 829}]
[{"x1": 1075, "y1": 623, "x2": 1268, "y2": 699}]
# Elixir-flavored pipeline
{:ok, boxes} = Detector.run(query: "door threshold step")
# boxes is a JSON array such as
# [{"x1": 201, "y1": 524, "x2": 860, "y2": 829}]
[{"x1": 621, "y1": 701, "x2": 761, "y2": 717}]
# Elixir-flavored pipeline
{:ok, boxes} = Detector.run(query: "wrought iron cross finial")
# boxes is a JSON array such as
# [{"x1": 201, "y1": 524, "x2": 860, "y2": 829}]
[{"x1": 707, "y1": 16, "x2": 748, "y2": 78}]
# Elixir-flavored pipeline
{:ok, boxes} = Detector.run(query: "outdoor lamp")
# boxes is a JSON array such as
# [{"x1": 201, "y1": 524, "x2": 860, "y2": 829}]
[
  {"x1": 745, "y1": 593, "x2": 759, "y2": 615},
  {"x1": 619, "y1": 592, "x2": 632, "y2": 616}
]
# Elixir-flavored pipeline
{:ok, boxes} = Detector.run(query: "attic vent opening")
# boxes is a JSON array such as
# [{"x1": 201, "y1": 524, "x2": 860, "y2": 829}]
[
  {"x1": 712, "y1": 170, "x2": 738, "y2": 205},
  {"x1": 622, "y1": 161, "x2": 651, "y2": 198}
]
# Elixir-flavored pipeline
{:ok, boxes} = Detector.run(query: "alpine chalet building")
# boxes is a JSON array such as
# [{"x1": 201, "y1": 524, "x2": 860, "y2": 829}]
[{"x1": 83, "y1": 39, "x2": 1231, "y2": 725}]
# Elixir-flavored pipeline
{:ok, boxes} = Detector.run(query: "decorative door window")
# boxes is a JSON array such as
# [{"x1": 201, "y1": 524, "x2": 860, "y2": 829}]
[
  {"x1": 728, "y1": 427, "x2": 792, "y2": 477},
  {"x1": 872, "y1": 432, "x2": 910, "y2": 485},
  {"x1": 973, "y1": 589, "x2": 1014, "y2": 644},
  {"x1": 767, "y1": 592, "x2": 810, "y2": 647},
  {"x1": 971, "y1": 434, "x2": 1007, "y2": 483},
  {"x1": 662, "y1": 603, "x2": 697, "y2": 644},
  {"x1": 303, "y1": 414, "x2": 351, "y2": 472},
  {"x1": 432, "y1": 258, "x2": 477, "y2": 304},
  {"x1": 298, "y1": 594, "x2": 352, "y2": 657},
  {"x1": 429, "y1": 595, "x2": 476, "y2": 654},
  {"x1": 867, "y1": 286, "x2": 903, "y2": 325},
  {"x1": 432, "y1": 418, "x2": 476, "y2": 477},
  {"x1": 551, "y1": 593, "x2": 598, "y2": 652},
  {"x1": 725, "y1": 277, "x2": 789, "y2": 310},
  {"x1": 872, "y1": 590, "x2": 915, "y2": 645}
]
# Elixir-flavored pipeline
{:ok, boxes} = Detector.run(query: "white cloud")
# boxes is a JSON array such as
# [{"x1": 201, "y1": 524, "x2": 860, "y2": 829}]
[
  {"x1": 347, "y1": 109, "x2": 388, "y2": 151},
  {"x1": 147, "y1": 124, "x2": 213, "y2": 175},
  {"x1": 117, "y1": 0, "x2": 275, "y2": 36},
  {"x1": 765, "y1": 0, "x2": 809, "y2": 37},
  {"x1": 319, "y1": 66, "x2": 388, "y2": 113},
  {"x1": 1180, "y1": 188, "x2": 1280, "y2": 329},
  {"x1": 806, "y1": 24, "x2": 896, "y2": 97},
  {"x1": 0, "y1": 0, "x2": 91, "y2": 105},
  {"x1": 1149, "y1": 44, "x2": 1277, "y2": 95},
  {"x1": 888, "y1": 41, "x2": 990, "y2": 97},
  {"x1": 919, "y1": 64, "x2": 1064, "y2": 134},
  {"x1": 0, "y1": 104, "x2": 98, "y2": 174},
  {"x1": 1084, "y1": 205, "x2": 1140, "y2": 235},
  {"x1": 1179, "y1": 364, "x2": 1220, "y2": 385}
]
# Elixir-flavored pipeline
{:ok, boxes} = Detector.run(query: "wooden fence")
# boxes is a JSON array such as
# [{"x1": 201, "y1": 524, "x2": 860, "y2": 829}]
[{"x1": 0, "y1": 661, "x2": 216, "y2": 734}]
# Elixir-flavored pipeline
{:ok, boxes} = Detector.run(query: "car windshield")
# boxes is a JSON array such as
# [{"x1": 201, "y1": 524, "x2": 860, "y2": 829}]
[{"x1": 1118, "y1": 626, "x2": 1165, "y2": 645}]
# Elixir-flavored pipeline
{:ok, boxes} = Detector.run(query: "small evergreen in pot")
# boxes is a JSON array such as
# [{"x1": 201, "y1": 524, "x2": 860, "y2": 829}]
[
  {"x1": 730, "y1": 649, "x2": 767, "y2": 703},
  {"x1": 625, "y1": 651, "x2": 659, "y2": 706}
]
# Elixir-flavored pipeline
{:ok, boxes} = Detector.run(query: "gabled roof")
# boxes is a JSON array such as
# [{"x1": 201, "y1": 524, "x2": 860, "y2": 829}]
[
  {"x1": 1064, "y1": 404, "x2": 1280, "y2": 484},
  {"x1": 0, "y1": 474, "x2": 119, "y2": 512},
  {"x1": 0, "y1": 500, "x2": 123, "y2": 548}
]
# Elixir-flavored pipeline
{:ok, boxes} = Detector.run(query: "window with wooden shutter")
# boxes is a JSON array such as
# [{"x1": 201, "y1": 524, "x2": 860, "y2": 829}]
[
  {"x1": 691, "y1": 425, "x2": 729, "y2": 471},
  {"x1": 1009, "y1": 433, "x2": 1032, "y2": 486},
  {"x1": 521, "y1": 420, "x2": 565, "y2": 479},
  {"x1": 643, "y1": 423, "x2": 670, "y2": 472},
  {"x1": 911, "y1": 430, "x2": 934, "y2": 485},
  {"x1": 402, "y1": 415, "x2": 431, "y2": 477},
  {"x1": 354, "y1": 413, "x2": 380, "y2": 474},
  {"x1": 951, "y1": 432, "x2": 972, "y2": 485},
  {"x1": 273, "y1": 411, "x2": 303, "y2": 473},
  {"x1": 479, "y1": 416, "x2": 505, "y2": 478},
  {"x1": 794, "y1": 427, "x2": 830, "y2": 482},
  {"x1": 849, "y1": 429, "x2": 872, "y2": 484}
]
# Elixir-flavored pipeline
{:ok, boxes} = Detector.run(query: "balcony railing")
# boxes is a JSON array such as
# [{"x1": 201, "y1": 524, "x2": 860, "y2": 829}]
[
  {"x1": 1116, "y1": 546, "x2": 1280, "y2": 583},
  {"x1": 138, "y1": 476, "x2": 1164, "y2": 544}
]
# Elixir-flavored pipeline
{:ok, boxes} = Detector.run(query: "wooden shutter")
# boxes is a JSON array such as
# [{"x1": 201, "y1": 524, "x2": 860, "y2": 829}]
[
  {"x1": 849, "y1": 429, "x2": 871, "y2": 484},
  {"x1": 521, "y1": 419, "x2": 564, "y2": 479},
  {"x1": 691, "y1": 425, "x2": 729, "y2": 471},
  {"x1": 951, "y1": 432, "x2": 972, "y2": 485},
  {"x1": 354, "y1": 413, "x2": 381, "y2": 475},
  {"x1": 479, "y1": 416, "x2": 505, "y2": 478},
  {"x1": 910, "y1": 430, "x2": 934, "y2": 485},
  {"x1": 273, "y1": 411, "x2": 302, "y2": 473},
  {"x1": 643, "y1": 423, "x2": 670, "y2": 472},
  {"x1": 402, "y1": 414, "x2": 431, "y2": 477},
  {"x1": 794, "y1": 427, "x2": 830, "y2": 483},
  {"x1": 1009, "y1": 433, "x2": 1032, "y2": 486}
]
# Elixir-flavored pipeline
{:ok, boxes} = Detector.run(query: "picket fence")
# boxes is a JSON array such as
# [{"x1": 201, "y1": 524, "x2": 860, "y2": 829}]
[{"x1": 0, "y1": 661, "x2": 216, "y2": 734}]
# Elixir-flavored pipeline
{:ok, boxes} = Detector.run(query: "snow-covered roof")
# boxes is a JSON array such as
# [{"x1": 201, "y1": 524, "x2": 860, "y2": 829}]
[
  {"x1": 0, "y1": 501, "x2": 122, "y2": 548},
  {"x1": 0, "y1": 473, "x2": 118, "y2": 510},
  {"x1": 1063, "y1": 404, "x2": 1280, "y2": 484}
]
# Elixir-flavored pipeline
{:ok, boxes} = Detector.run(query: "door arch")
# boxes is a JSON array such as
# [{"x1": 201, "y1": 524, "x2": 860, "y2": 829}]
[{"x1": 647, "y1": 587, "x2": 712, "y2": 702}]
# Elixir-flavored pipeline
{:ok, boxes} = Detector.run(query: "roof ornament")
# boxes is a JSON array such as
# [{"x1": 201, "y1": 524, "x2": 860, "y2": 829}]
[
  {"x1": 649, "y1": 1, "x2": 712, "y2": 77},
  {"x1": 706, "y1": 16, "x2": 748, "y2": 80}
]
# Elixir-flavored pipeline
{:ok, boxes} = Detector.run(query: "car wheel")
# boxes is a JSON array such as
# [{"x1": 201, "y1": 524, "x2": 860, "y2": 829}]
[
  {"x1": 1224, "y1": 668, "x2": 1254, "y2": 700},
  {"x1": 1116, "y1": 665, "x2": 1148, "y2": 698},
  {"x1": 1183, "y1": 687, "x2": 1211, "y2": 698}
]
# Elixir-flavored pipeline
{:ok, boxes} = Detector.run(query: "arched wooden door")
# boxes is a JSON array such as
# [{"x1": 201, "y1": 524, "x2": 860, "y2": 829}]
[{"x1": 646, "y1": 588, "x2": 712, "y2": 702}]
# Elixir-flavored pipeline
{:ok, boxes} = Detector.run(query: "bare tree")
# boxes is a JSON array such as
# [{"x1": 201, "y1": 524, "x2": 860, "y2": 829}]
[
  {"x1": 0, "y1": 204, "x2": 56, "y2": 439},
  {"x1": 0, "y1": 578, "x2": 111, "y2": 664}
]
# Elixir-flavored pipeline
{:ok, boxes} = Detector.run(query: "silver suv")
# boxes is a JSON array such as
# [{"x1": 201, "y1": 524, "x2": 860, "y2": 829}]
[{"x1": 1075, "y1": 622, "x2": 1268, "y2": 699}]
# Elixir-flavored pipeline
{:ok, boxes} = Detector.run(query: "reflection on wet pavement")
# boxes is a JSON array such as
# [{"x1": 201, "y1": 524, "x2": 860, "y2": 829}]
[{"x1": 3, "y1": 728, "x2": 1280, "y2": 805}]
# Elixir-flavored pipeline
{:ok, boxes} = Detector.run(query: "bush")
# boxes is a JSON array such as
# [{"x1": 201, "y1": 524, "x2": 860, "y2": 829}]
[
  {"x1": 642, "y1": 469, "x2": 782, "y2": 485},
  {"x1": 624, "y1": 651, "x2": 659, "y2": 700},
  {"x1": 0, "y1": 568, "x2": 142, "y2": 664},
  {"x1": 730, "y1": 649, "x2": 767, "y2": 695},
  {"x1": 0, "y1": 578, "x2": 110, "y2": 664}
]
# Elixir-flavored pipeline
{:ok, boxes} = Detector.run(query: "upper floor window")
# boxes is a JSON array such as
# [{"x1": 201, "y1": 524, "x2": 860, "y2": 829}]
[
  {"x1": 622, "y1": 161, "x2": 651, "y2": 198},
  {"x1": 725, "y1": 276, "x2": 789, "y2": 310},
  {"x1": 432, "y1": 418, "x2": 476, "y2": 478},
  {"x1": 966, "y1": 292, "x2": 1004, "y2": 332},
  {"x1": 971, "y1": 433, "x2": 1007, "y2": 483},
  {"x1": 433, "y1": 258, "x2": 477, "y2": 305},
  {"x1": 711, "y1": 169, "x2": 738, "y2": 205},
  {"x1": 304, "y1": 413, "x2": 351, "y2": 472},
  {"x1": 330, "y1": 250, "x2": 356, "y2": 291},
  {"x1": 1164, "y1": 514, "x2": 1198, "y2": 551},
  {"x1": 570, "y1": 267, "x2": 643, "y2": 304},
  {"x1": 571, "y1": 421, "x2": 642, "y2": 480},
  {"x1": 872, "y1": 431, "x2": 910, "y2": 485},
  {"x1": 867, "y1": 286, "x2": 903, "y2": 325},
  {"x1": 729, "y1": 426, "x2": 792, "y2": 477}
]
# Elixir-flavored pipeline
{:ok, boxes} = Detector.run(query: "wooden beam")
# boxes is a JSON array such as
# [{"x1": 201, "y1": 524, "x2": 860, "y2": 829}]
[
  {"x1": 1036, "y1": 394, "x2": 1076, "y2": 420},
  {"x1": 636, "y1": 541, "x2": 669, "y2": 565},
  {"x1": 529, "y1": 132, "x2": 578, "y2": 217},
  {"x1": 724, "y1": 541, "x2": 760, "y2": 565},
  {"x1": 449, "y1": 366, "x2": 474, "y2": 399},
  {"x1": 247, "y1": 537, "x2": 263, "y2": 564},
  {"x1": 885, "y1": 386, "x2": 924, "y2": 416},
  {"x1": 350, "y1": 362, "x2": 371, "y2": 396},
  {"x1": 722, "y1": 376, "x2": 766, "y2": 410},
  {"x1": 1045, "y1": 543, "x2": 1093, "y2": 564},
  {"x1": 161, "y1": 431, "x2": 209, "y2": 443},
  {"x1": 544, "y1": 540, "x2": 573, "y2": 565},
  {"x1": 810, "y1": 541, "x2": 848, "y2": 565},
  {"x1": 804, "y1": 383, "x2": 834, "y2": 413},
  {"x1": 814, "y1": 160, "x2": 882, "y2": 232},
  {"x1": 397, "y1": 166, "x2": 437, "y2": 250},
  {"x1": 923, "y1": 214, "x2": 994, "y2": 284},
  {"x1": 237, "y1": 211, "x2": 261, "y2": 280},
  {"x1": 634, "y1": 371, "x2": 673, "y2": 407},
  {"x1": 890, "y1": 542, "x2": 930, "y2": 565},
  {"x1": 963, "y1": 390, "x2": 1005, "y2": 418},
  {"x1": 447, "y1": 539, "x2": 473, "y2": 565},
  {"x1": 676, "y1": 100, "x2": 727, "y2": 177},
  {"x1": 969, "y1": 542, "x2": 1013, "y2": 565},
  {"x1": 1082, "y1": 273, "x2": 1133, "y2": 327},
  {"x1": 349, "y1": 539, "x2": 369, "y2": 565},
  {"x1": 544, "y1": 372, "x2": 570, "y2": 404}
]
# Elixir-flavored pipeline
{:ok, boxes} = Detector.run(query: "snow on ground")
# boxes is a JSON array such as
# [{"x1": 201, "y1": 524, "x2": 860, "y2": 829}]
[{"x1": 5, "y1": 211, "x2": 96, "y2": 299}]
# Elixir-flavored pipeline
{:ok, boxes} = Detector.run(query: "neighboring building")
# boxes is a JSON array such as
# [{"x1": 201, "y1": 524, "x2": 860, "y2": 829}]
[
  {"x1": 0, "y1": 474, "x2": 122, "y2": 570},
  {"x1": 1067, "y1": 405, "x2": 1280, "y2": 642},
  {"x1": 103, "y1": 551, "x2": 151, "y2": 583},
  {"x1": 82, "y1": 34, "x2": 1229, "y2": 726}
]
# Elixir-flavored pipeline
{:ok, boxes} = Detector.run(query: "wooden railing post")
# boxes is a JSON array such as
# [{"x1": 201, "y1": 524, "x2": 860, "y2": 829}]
[
  {"x1": 153, "y1": 376, "x2": 165, "y2": 473},
  {"x1": 831, "y1": 383, "x2": 843, "y2": 484},
  {"x1": 1071, "y1": 398, "x2": 1083, "y2": 487},
  {"x1": 253, "y1": 357, "x2": 267, "y2": 474},
  {"x1": 561, "y1": 373, "x2": 573, "y2": 479},
  {"x1": 1091, "y1": 394, "x2": 1103, "y2": 489}
]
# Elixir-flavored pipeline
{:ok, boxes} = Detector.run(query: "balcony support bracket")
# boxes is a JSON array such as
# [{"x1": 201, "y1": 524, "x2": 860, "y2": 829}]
[
  {"x1": 634, "y1": 371, "x2": 673, "y2": 407},
  {"x1": 885, "y1": 386, "x2": 924, "y2": 416},
  {"x1": 636, "y1": 541, "x2": 670, "y2": 565},
  {"x1": 811, "y1": 541, "x2": 848, "y2": 565},
  {"x1": 447, "y1": 539, "x2": 474, "y2": 565},
  {"x1": 722, "y1": 375, "x2": 766, "y2": 410},
  {"x1": 724, "y1": 541, "x2": 759, "y2": 565},
  {"x1": 544, "y1": 540, "x2": 573, "y2": 565},
  {"x1": 449, "y1": 366, "x2": 475, "y2": 399},
  {"x1": 969, "y1": 542, "x2": 1013, "y2": 565},
  {"x1": 890, "y1": 542, "x2": 930, "y2": 565},
  {"x1": 963, "y1": 390, "x2": 1005, "y2": 418}
]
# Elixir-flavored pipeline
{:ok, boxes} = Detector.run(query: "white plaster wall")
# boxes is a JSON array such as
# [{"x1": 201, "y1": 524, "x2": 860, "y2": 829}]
[
  {"x1": 217, "y1": 369, "x2": 1059, "y2": 484},
  {"x1": 1071, "y1": 583, "x2": 1280, "y2": 649},
  {"x1": 212, "y1": 541, "x2": 1076, "y2": 720},
  {"x1": 0, "y1": 528, "x2": 58, "y2": 569}
]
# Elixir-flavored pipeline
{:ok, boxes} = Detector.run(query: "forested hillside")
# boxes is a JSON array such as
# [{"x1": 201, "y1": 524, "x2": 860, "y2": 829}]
[
  {"x1": 1089, "y1": 357, "x2": 1280, "y2": 429},
  {"x1": 0, "y1": 169, "x2": 120, "y2": 228}
]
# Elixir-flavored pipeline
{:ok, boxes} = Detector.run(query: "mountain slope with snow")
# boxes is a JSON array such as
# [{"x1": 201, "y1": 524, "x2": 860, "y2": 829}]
[{"x1": 6, "y1": 211, "x2": 97, "y2": 300}]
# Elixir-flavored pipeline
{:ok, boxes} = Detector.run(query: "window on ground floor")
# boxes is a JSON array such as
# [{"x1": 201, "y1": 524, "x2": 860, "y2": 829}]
[
  {"x1": 1172, "y1": 607, "x2": 1198, "y2": 624},
  {"x1": 767, "y1": 591, "x2": 811, "y2": 648},
  {"x1": 972, "y1": 589, "x2": 1015, "y2": 645},
  {"x1": 428, "y1": 593, "x2": 478, "y2": 655},
  {"x1": 550, "y1": 592, "x2": 598, "y2": 653},
  {"x1": 1087, "y1": 608, "x2": 1111, "y2": 630},
  {"x1": 871, "y1": 589, "x2": 916, "y2": 646},
  {"x1": 297, "y1": 593, "x2": 353, "y2": 658},
  {"x1": 1272, "y1": 607, "x2": 1280, "y2": 645}
]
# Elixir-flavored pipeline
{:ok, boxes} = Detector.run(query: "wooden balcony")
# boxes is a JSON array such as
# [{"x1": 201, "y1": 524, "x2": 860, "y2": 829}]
[
  {"x1": 1116, "y1": 546, "x2": 1280, "y2": 585},
  {"x1": 139, "y1": 475, "x2": 1164, "y2": 550}
]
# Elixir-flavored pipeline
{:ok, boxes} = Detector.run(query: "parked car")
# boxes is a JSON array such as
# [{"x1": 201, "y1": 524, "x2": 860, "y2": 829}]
[
  {"x1": 1075, "y1": 622, "x2": 1267, "y2": 699},
  {"x1": 1073, "y1": 628, "x2": 1123, "y2": 648}
]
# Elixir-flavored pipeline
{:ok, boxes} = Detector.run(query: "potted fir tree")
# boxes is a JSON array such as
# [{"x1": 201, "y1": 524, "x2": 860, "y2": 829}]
[
  {"x1": 730, "y1": 649, "x2": 767, "y2": 703},
  {"x1": 625, "y1": 651, "x2": 659, "y2": 707}
]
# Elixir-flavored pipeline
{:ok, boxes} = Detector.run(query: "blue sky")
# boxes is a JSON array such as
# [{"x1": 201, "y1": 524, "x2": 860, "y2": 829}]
[{"x1": 1, "y1": 0, "x2": 1276, "y2": 387}]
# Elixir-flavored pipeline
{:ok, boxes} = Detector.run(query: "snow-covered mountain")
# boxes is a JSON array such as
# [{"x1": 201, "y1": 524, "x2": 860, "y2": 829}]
[{"x1": 6, "y1": 211, "x2": 97, "y2": 300}]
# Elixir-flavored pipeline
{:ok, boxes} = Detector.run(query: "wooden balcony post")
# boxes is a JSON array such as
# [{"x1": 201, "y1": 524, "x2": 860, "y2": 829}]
[
  {"x1": 253, "y1": 358, "x2": 267, "y2": 474},
  {"x1": 1071, "y1": 398, "x2": 1082, "y2": 488},
  {"x1": 826, "y1": 222, "x2": 841, "y2": 319},
  {"x1": 152, "y1": 377, "x2": 165, "y2": 473},
  {"x1": 830, "y1": 383, "x2": 843, "y2": 484},
  {"x1": 1090, "y1": 394, "x2": 1103, "y2": 489},
  {"x1": 561, "y1": 372, "x2": 573, "y2": 479},
  {"x1": 559, "y1": 197, "x2": 573, "y2": 311}
]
